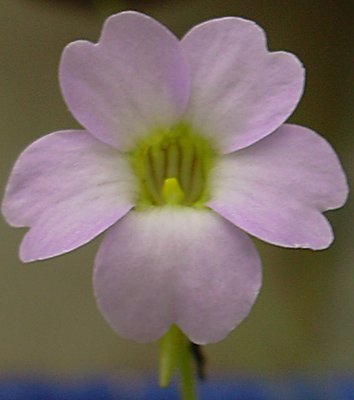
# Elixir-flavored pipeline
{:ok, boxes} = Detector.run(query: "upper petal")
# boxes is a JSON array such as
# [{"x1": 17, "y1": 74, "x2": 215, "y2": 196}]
[
  {"x1": 59, "y1": 11, "x2": 190, "y2": 150},
  {"x1": 2, "y1": 130, "x2": 136, "y2": 261},
  {"x1": 208, "y1": 124, "x2": 349, "y2": 249},
  {"x1": 94, "y1": 207, "x2": 261, "y2": 344},
  {"x1": 181, "y1": 17, "x2": 304, "y2": 153}
]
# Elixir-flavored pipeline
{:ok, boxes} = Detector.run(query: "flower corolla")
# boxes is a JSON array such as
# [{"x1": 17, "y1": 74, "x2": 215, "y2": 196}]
[{"x1": 2, "y1": 12, "x2": 348, "y2": 344}]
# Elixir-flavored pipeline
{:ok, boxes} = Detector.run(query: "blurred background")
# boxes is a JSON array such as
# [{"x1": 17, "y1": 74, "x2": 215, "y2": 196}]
[{"x1": 0, "y1": 0, "x2": 353, "y2": 397}]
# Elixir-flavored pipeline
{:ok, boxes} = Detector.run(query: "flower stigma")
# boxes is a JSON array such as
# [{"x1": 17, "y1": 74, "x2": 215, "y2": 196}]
[{"x1": 129, "y1": 122, "x2": 217, "y2": 210}]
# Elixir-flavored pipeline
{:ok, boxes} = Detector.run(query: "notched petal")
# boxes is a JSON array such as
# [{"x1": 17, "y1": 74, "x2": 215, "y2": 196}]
[
  {"x1": 208, "y1": 124, "x2": 348, "y2": 249},
  {"x1": 59, "y1": 11, "x2": 190, "y2": 150},
  {"x1": 94, "y1": 208, "x2": 262, "y2": 343},
  {"x1": 181, "y1": 17, "x2": 305, "y2": 153},
  {"x1": 2, "y1": 130, "x2": 136, "y2": 261}
]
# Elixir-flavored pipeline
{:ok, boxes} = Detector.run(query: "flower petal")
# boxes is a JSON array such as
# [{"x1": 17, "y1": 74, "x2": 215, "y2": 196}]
[
  {"x1": 2, "y1": 130, "x2": 136, "y2": 261},
  {"x1": 208, "y1": 124, "x2": 349, "y2": 249},
  {"x1": 59, "y1": 11, "x2": 190, "y2": 150},
  {"x1": 181, "y1": 17, "x2": 304, "y2": 153},
  {"x1": 93, "y1": 207, "x2": 261, "y2": 344}
]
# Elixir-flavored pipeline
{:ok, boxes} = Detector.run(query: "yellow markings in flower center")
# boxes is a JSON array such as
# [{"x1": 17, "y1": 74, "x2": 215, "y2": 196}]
[{"x1": 130, "y1": 123, "x2": 216, "y2": 209}]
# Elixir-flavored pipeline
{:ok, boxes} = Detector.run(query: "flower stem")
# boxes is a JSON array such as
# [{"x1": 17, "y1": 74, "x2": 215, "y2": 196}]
[
  {"x1": 178, "y1": 338, "x2": 197, "y2": 400},
  {"x1": 159, "y1": 325, "x2": 180, "y2": 387},
  {"x1": 159, "y1": 325, "x2": 198, "y2": 400}
]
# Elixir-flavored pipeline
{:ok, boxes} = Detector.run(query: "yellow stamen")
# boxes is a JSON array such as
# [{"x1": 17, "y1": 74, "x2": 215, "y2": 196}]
[
  {"x1": 129, "y1": 122, "x2": 216, "y2": 210},
  {"x1": 162, "y1": 177, "x2": 184, "y2": 205}
]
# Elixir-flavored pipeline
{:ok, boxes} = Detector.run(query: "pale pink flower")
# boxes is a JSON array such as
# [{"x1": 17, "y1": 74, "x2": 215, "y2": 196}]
[{"x1": 2, "y1": 12, "x2": 348, "y2": 344}]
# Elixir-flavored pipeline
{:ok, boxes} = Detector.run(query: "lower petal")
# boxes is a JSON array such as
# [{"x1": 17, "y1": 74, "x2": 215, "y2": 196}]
[{"x1": 93, "y1": 207, "x2": 262, "y2": 344}]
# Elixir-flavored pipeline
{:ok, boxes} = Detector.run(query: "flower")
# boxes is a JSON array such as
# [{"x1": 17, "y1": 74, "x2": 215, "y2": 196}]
[{"x1": 2, "y1": 12, "x2": 348, "y2": 344}]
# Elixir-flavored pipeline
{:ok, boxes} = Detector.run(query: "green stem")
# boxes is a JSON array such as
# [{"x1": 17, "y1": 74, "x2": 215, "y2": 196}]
[
  {"x1": 178, "y1": 339, "x2": 197, "y2": 400},
  {"x1": 159, "y1": 325, "x2": 180, "y2": 387},
  {"x1": 159, "y1": 325, "x2": 198, "y2": 400}
]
